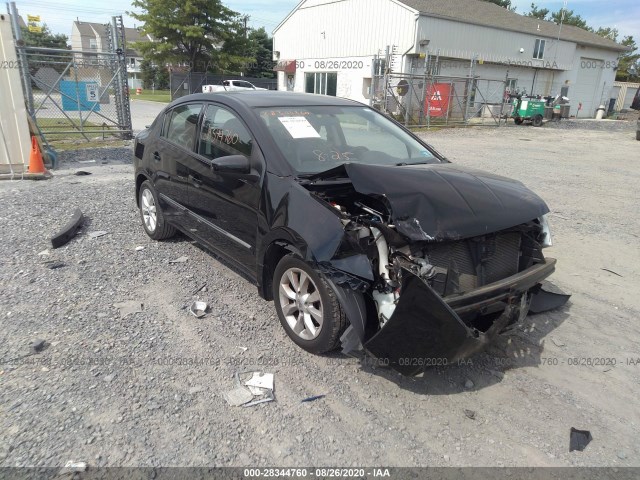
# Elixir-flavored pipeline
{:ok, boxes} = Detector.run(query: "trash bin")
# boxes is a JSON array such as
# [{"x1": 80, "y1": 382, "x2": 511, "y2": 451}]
[
  {"x1": 136, "y1": 88, "x2": 142, "y2": 95},
  {"x1": 560, "y1": 104, "x2": 570, "y2": 118},
  {"x1": 544, "y1": 106, "x2": 554, "y2": 120}
]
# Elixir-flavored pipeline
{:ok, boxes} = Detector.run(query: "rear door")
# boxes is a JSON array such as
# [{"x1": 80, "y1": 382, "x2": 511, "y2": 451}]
[
  {"x1": 185, "y1": 103, "x2": 263, "y2": 274},
  {"x1": 153, "y1": 102, "x2": 203, "y2": 228}
]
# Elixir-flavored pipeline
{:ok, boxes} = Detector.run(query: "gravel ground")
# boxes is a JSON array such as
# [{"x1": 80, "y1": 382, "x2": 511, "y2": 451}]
[{"x1": 1, "y1": 122, "x2": 639, "y2": 468}]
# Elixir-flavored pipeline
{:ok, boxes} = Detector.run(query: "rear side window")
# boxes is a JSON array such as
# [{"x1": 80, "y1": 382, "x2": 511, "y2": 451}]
[
  {"x1": 163, "y1": 103, "x2": 203, "y2": 150},
  {"x1": 198, "y1": 104, "x2": 253, "y2": 159}
]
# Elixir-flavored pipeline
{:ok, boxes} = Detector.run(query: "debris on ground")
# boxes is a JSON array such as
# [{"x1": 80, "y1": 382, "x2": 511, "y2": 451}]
[
  {"x1": 601, "y1": 268, "x2": 623, "y2": 277},
  {"x1": 169, "y1": 256, "x2": 188, "y2": 264},
  {"x1": 464, "y1": 409, "x2": 476, "y2": 420},
  {"x1": 189, "y1": 301, "x2": 209, "y2": 318},
  {"x1": 74, "y1": 171, "x2": 92, "y2": 176},
  {"x1": 301, "y1": 394, "x2": 326, "y2": 403},
  {"x1": 192, "y1": 283, "x2": 207, "y2": 295},
  {"x1": 44, "y1": 261, "x2": 66, "y2": 270},
  {"x1": 61, "y1": 461, "x2": 88, "y2": 473},
  {"x1": 135, "y1": 246, "x2": 145, "y2": 251},
  {"x1": 224, "y1": 371, "x2": 275, "y2": 407},
  {"x1": 236, "y1": 346, "x2": 248, "y2": 353},
  {"x1": 37, "y1": 249, "x2": 49, "y2": 256},
  {"x1": 569, "y1": 427, "x2": 593, "y2": 452},
  {"x1": 223, "y1": 386, "x2": 254, "y2": 407},
  {"x1": 30, "y1": 339, "x2": 46, "y2": 354},
  {"x1": 464, "y1": 379, "x2": 475, "y2": 389},
  {"x1": 113, "y1": 301, "x2": 144, "y2": 318},
  {"x1": 87, "y1": 231, "x2": 109, "y2": 239},
  {"x1": 551, "y1": 337, "x2": 566, "y2": 347},
  {"x1": 50, "y1": 208, "x2": 84, "y2": 249}
]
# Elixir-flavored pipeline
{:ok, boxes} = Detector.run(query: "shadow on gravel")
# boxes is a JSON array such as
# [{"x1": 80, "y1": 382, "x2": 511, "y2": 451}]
[{"x1": 354, "y1": 304, "x2": 571, "y2": 395}]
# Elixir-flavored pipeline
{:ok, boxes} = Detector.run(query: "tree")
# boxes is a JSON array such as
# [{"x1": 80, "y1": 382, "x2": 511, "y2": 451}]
[
  {"x1": 140, "y1": 58, "x2": 170, "y2": 89},
  {"x1": 20, "y1": 24, "x2": 68, "y2": 49},
  {"x1": 551, "y1": 9, "x2": 591, "y2": 30},
  {"x1": 482, "y1": 0, "x2": 514, "y2": 10},
  {"x1": 616, "y1": 36, "x2": 640, "y2": 81},
  {"x1": 246, "y1": 27, "x2": 274, "y2": 78},
  {"x1": 129, "y1": 0, "x2": 250, "y2": 71},
  {"x1": 595, "y1": 27, "x2": 619, "y2": 42},
  {"x1": 525, "y1": 3, "x2": 550, "y2": 20}
]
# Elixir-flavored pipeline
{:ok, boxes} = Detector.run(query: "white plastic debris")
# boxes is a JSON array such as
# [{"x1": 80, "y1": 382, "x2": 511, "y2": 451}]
[
  {"x1": 88, "y1": 231, "x2": 108, "y2": 239},
  {"x1": 114, "y1": 301, "x2": 143, "y2": 318},
  {"x1": 245, "y1": 372, "x2": 274, "y2": 391},
  {"x1": 135, "y1": 246, "x2": 145, "y2": 251},
  {"x1": 169, "y1": 255, "x2": 188, "y2": 264},
  {"x1": 189, "y1": 301, "x2": 208, "y2": 318}
]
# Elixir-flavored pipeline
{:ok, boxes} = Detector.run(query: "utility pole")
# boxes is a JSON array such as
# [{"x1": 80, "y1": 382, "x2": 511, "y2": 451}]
[{"x1": 243, "y1": 15, "x2": 249, "y2": 39}]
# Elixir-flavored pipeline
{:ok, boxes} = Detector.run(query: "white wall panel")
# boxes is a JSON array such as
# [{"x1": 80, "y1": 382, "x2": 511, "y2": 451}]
[
  {"x1": 0, "y1": 14, "x2": 30, "y2": 172},
  {"x1": 274, "y1": 0, "x2": 416, "y2": 60}
]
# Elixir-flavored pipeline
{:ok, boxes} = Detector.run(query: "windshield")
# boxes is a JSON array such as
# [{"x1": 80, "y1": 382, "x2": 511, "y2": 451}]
[{"x1": 256, "y1": 106, "x2": 441, "y2": 174}]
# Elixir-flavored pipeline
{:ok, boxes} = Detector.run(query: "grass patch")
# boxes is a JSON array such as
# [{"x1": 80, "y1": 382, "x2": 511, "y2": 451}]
[
  {"x1": 130, "y1": 90, "x2": 171, "y2": 103},
  {"x1": 36, "y1": 117, "x2": 120, "y2": 143}
]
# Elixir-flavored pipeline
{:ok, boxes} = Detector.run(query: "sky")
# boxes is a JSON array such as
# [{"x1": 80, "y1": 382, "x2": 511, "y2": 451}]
[{"x1": 9, "y1": 0, "x2": 640, "y2": 44}]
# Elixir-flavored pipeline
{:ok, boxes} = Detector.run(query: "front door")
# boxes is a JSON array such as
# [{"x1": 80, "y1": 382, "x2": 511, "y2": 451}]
[{"x1": 185, "y1": 103, "x2": 262, "y2": 275}]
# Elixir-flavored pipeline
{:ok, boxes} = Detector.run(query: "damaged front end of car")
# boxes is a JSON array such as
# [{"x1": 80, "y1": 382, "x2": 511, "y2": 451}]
[{"x1": 301, "y1": 162, "x2": 569, "y2": 375}]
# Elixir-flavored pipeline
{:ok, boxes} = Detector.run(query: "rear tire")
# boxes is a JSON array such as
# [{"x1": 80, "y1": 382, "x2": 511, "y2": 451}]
[
  {"x1": 273, "y1": 255, "x2": 347, "y2": 354},
  {"x1": 532, "y1": 114, "x2": 543, "y2": 127},
  {"x1": 138, "y1": 180, "x2": 176, "y2": 240}
]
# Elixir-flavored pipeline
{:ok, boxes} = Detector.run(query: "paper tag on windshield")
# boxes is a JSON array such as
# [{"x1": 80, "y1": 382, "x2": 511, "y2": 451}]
[{"x1": 278, "y1": 116, "x2": 321, "y2": 139}]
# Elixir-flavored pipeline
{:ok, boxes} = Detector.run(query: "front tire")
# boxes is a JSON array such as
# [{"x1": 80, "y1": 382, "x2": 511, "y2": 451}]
[
  {"x1": 532, "y1": 114, "x2": 543, "y2": 127},
  {"x1": 138, "y1": 180, "x2": 176, "y2": 240},
  {"x1": 273, "y1": 255, "x2": 347, "y2": 353}
]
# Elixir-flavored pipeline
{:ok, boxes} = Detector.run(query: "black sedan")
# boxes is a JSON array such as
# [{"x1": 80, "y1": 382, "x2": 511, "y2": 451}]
[{"x1": 133, "y1": 91, "x2": 567, "y2": 375}]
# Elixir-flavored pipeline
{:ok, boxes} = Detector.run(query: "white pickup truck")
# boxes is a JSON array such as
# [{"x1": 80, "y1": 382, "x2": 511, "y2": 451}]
[{"x1": 202, "y1": 80, "x2": 267, "y2": 93}]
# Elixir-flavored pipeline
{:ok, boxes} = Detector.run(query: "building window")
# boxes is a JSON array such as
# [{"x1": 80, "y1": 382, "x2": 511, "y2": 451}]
[
  {"x1": 305, "y1": 72, "x2": 337, "y2": 96},
  {"x1": 130, "y1": 57, "x2": 136, "y2": 66},
  {"x1": 533, "y1": 39, "x2": 545, "y2": 59},
  {"x1": 89, "y1": 38, "x2": 97, "y2": 50}
]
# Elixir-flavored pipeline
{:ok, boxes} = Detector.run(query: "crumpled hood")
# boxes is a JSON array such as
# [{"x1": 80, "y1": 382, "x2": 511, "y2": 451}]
[{"x1": 343, "y1": 162, "x2": 549, "y2": 241}]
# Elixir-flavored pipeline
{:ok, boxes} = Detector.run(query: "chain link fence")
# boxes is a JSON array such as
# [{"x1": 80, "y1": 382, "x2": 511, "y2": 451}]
[
  {"x1": 371, "y1": 53, "x2": 514, "y2": 128},
  {"x1": 21, "y1": 47, "x2": 132, "y2": 142}
]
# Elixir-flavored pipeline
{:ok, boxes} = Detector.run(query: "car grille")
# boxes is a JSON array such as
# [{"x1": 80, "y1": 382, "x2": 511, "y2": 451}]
[{"x1": 427, "y1": 232, "x2": 522, "y2": 296}]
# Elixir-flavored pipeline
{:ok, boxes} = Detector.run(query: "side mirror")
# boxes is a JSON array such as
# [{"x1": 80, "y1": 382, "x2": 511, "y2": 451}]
[{"x1": 211, "y1": 155, "x2": 250, "y2": 174}]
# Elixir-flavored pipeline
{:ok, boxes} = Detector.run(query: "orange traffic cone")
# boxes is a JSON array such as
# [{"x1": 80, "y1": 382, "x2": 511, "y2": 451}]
[{"x1": 28, "y1": 136, "x2": 46, "y2": 174}]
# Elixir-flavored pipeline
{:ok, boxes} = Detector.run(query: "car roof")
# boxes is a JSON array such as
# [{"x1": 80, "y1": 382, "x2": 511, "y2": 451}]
[{"x1": 168, "y1": 91, "x2": 364, "y2": 109}]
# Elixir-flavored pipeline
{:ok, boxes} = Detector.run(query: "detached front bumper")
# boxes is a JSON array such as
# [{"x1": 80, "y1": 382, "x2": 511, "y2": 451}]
[{"x1": 364, "y1": 258, "x2": 557, "y2": 375}]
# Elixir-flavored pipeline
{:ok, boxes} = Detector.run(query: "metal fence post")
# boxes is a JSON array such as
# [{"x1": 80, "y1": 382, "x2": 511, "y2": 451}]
[{"x1": 9, "y1": 2, "x2": 34, "y2": 115}]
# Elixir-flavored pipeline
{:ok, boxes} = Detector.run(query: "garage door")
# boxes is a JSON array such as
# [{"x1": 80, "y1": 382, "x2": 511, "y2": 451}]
[{"x1": 572, "y1": 58, "x2": 603, "y2": 117}]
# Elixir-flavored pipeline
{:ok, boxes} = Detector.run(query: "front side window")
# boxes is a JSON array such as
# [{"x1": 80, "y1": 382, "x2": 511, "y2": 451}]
[
  {"x1": 163, "y1": 103, "x2": 203, "y2": 150},
  {"x1": 198, "y1": 104, "x2": 253, "y2": 159},
  {"x1": 257, "y1": 106, "x2": 440, "y2": 174},
  {"x1": 533, "y1": 39, "x2": 546, "y2": 59}
]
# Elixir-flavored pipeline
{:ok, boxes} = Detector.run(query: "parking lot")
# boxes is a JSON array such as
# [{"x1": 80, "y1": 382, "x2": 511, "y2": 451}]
[{"x1": 0, "y1": 120, "x2": 638, "y2": 468}]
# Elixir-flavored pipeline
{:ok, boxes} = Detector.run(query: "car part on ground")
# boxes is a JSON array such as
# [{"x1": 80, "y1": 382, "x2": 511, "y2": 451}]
[{"x1": 50, "y1": 208, "x2": 84, "y2": 249}]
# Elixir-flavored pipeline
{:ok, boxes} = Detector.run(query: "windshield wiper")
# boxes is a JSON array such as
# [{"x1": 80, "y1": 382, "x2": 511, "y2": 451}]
[{"x1": 395, "y1": 161, "x2": 432, "y2": 166}]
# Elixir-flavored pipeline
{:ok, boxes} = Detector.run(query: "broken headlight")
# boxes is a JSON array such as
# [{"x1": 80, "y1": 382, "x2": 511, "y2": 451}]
[{"x1": 538, "y1": 214, "x2": 553, "y2": 248}]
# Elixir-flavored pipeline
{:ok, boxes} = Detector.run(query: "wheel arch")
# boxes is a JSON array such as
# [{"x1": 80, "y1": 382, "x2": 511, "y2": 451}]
[
  {"x1": 258, "y1": 236, "x2": 305, "y2": 301},
  {"x1": 135, "y1": 172, "x2": 151, "y2": 207}
]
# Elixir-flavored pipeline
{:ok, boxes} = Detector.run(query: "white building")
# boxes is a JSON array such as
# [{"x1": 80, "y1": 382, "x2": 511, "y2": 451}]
[{"x1": 273, "y1": 0, "x2": 630, "y2": 117}]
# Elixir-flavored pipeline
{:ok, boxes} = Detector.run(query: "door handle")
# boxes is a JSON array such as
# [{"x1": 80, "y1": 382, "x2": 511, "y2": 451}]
[
  {"x1": 153, "y1": 152, "x2": 161, "y2": 162},
  {"x1": 189, "y1": 174, "x2": 203, "y2": 186}
]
